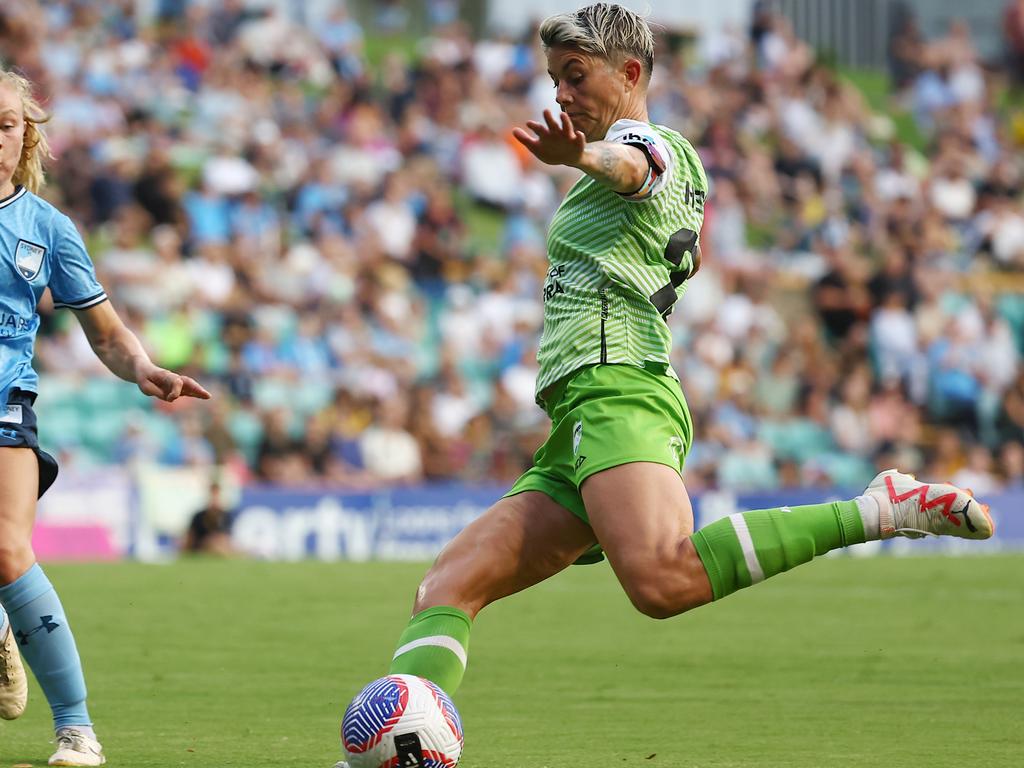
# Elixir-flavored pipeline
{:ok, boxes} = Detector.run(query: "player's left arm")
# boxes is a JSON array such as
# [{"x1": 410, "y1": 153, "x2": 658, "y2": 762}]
[{"x1": 73, "y1": 301, "x2": 210, "y2": 402}]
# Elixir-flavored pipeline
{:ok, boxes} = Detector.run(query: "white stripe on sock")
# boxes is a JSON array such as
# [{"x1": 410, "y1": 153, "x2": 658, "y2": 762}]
[
  {"x1": 392, "y1": 635, "x2": 467, "y2": 669},
  {"x1": 729, "y1": 513, "x2": 765, "y2": 584}
]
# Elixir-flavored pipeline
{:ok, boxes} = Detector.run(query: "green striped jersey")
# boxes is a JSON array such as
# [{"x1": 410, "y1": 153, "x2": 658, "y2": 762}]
[{"x1": 535, "y1": 119, "x2": 708, "y2": 401}]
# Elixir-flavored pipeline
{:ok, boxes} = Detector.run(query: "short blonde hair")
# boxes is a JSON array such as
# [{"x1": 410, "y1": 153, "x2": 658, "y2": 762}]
[
  {"x1": 539, "y1": 3, "x2": 655, "y2": 78},
  {"x1": 0, "y1": 70, "x2": 52, "y2": 194}
]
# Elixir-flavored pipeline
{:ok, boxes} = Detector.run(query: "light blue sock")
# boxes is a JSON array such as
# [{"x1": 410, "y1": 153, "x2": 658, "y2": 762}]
[{"x1": 0, "y1": 564, "x2": 91, "y2": 729}]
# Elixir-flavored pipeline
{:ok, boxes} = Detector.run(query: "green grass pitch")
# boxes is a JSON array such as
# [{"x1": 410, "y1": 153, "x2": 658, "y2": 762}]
[{"x1": 1, "y1": 554, "x2": 1021, "y2": 767}]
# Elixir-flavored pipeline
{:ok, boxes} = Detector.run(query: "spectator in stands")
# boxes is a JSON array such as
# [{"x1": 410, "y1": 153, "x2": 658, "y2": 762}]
[
  {"x1": 255, "y1": 409, "x2": 307, "y2": 485},
  {"x1": 359, "y1": 397, "x2": 423, "y2": 485},
  {"x1": 888, "y1": 5, "x2": 925, "y2": 90},
  {"x1": 182, "y1": 480, "x2": 237, "y2": 556},
  {"x1": 1007, "y1": 0, "x2": 1024, "y2": 83},
  {"x1": 998, "y1": 439, "x2": 1024, "y2": 489},
  {"x1": 813, "y1": 242, "x2": 871, "y2": 343},
  {"x1": 951, "y1": 444, "x2": 1001, "y2": 496},
  {"x1": 997, "y1": 371, "x2": 1024, "y2": 445}
]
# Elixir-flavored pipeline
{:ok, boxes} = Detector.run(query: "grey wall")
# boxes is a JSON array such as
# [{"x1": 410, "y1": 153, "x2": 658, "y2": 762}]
[
  {"x1": 907, "y1": 0, "x2": 1007, "y2": 59},
  {"x1": 777, "y1": 0, "x2": 1009, "y2": 71},
  {"x1": 484, "y1": 0, "x2": 753, "y2": 36}
]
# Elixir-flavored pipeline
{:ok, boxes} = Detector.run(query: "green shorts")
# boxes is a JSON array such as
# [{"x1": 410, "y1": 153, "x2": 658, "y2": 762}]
[{"x1": 505, "y1": 363, "x2": 693, "y2": 562}]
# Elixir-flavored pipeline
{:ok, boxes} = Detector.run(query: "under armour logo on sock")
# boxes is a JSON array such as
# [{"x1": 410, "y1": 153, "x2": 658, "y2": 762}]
[{"x1": 15, "y1": 615, "x2": 60, "y2": 646}]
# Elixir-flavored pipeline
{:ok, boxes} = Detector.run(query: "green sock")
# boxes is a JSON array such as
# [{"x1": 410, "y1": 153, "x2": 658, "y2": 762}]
[
  {"x1": 691, "y1": 501, "x2": 867, "y2": 600},
  {"x1": 388, "y1": 606, "x2": 472, "y2": 695}
]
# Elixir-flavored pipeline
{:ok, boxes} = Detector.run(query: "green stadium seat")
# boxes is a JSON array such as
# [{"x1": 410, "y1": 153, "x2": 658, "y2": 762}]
[
  {"x1": 36, "y1": 407, "x2": 82, "y2": 451},
  {"x1": 81, "y1": 410, "x2": 131, "y2": 460},
  {"x1": 228, "y1": 409, "x2": 264, "y2": 462},
  {"x1": 79, "y1": 377, "x2": 148, "y2": 413},
  {"x1": 996, "y1": 294, "x2": 1024, "y2": 354},
  {"x1": 202, "y1": 340, "x2": 230, "y2": 376},
  {"x1": 253, "y1": 378, "x2": 292, "y2": 411},
  {"x1": 148, "y1": 412, "x2": 182, "y2": 443},
  {"x1": 35, "y1": 375, "x2": 82, "y2": 407},
  {"x1": 757, "y1": 419, "x2": 834, "y2": 463},
  {"x1": 192, "y1": 308, "x2": 222, "y2": 342},
  {"x1": 814, "y1": 453, "x2": 876, "y2": 489},
  {"x1": 294, "y1": 379, "x2": 334, "y2": 414},
  {"x1": 717, "y1": 450, "x2": 780, "y2": 491}
]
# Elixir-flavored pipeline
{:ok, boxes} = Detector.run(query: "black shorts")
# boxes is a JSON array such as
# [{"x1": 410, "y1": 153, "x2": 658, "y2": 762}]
[{"x1": 1, "y1": 389, "x2": 59, "y2": 498}]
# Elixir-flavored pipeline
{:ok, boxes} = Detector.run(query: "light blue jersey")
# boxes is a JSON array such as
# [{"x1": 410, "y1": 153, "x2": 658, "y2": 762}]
[{"x1": 0, "y1": 186, "x2": 106, "y2": 398}]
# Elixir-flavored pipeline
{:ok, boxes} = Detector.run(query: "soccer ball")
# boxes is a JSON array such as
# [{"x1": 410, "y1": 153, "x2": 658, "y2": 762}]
[{"x1": 340, "y1": 674, "x2": 464, "y2": 768}]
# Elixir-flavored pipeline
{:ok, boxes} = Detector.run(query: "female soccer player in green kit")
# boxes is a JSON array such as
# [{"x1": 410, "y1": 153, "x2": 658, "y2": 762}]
[{"x1": 338, "y1": 6, "x2": 994, "y2": 763}]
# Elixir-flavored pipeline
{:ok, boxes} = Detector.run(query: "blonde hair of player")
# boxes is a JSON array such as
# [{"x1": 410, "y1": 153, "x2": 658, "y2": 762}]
[
  {"x1": 0, "y1": 69, "x2": 52, "y2": 194},
  {"x1": 539, "y1": 2, "x2": 655, "y2": 80}
]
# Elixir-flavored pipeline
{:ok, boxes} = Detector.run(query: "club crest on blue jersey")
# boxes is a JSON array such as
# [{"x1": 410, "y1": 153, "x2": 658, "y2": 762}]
[{"x1": 14, "y1": 239, "x2": 46, "y2": 280}]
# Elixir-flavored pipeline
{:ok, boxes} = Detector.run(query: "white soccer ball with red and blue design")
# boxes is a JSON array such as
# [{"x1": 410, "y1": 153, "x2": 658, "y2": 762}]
[{"x1": 341, "y1": 674, "x2": 464, "y2": 768}]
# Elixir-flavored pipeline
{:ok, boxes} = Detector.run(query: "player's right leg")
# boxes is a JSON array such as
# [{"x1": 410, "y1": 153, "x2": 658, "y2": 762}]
[
  {"x1": 0, "y1": 447, "x2": 104, "y2": 766},
  {"x1": 582, "y1": 462, "x2": 993, "y2": 618},
  {"x1": 388, "y1": 490, "x2": 597, "y2": 695},
  {"x1": 0, "y1": 601, "x2": 28, "y2": 719},
  {"x1": 0, "y1": 447, "x2": 35, "y2": 722},
  {"x1": 684, "y1": 468, "x2": 993, "y2": 604}
]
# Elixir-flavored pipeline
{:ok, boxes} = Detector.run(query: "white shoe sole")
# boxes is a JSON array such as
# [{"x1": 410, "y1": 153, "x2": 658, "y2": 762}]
[{"x1": 49, "y1": 728, "x2": 106, "y2": 766}]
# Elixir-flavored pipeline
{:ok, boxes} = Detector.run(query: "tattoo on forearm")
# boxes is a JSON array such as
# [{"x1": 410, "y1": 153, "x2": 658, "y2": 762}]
[
  {"x1": 599, "y1": 147, "x2": 619, "y2": 179},
  {"x1": 593, "y1": 145, "x2": 634, "y2": 191}
]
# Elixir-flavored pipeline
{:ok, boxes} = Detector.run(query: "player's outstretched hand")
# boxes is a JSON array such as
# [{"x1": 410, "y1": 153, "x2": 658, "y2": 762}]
[
  {"x1": 513, "y1": 109, "x2": 586, "y2": 167},
  {"x1": 136, "y1": 363, "x2": 211, "y2": 402}
]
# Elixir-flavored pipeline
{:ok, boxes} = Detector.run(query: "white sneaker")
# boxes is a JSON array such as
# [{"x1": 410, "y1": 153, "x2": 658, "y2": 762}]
[
  {"x1": 867, "y1": 469, "x2": 994, "y2": 540},
  {"x1": 49, "y1": 727, "x2": 106, "y2": 766},
  {"x1": 0, "y1": 622, "x2": 28, "y2": 720}
]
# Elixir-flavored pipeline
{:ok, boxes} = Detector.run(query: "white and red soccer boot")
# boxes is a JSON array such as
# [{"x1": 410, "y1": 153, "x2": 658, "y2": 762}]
[{"x1": 867, "y1": 469, "x2": 994, "y2": 540}]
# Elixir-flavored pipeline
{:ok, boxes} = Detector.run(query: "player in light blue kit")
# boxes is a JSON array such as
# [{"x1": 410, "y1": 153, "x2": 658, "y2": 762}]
[{"x1": 0, "y1": 70, "x2": 210, "y2": 766}]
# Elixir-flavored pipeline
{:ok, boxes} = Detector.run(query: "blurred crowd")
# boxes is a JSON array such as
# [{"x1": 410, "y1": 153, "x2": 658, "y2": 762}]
[{"x1": 2, "y1": 0, "x2": 1024, "y2": 494}]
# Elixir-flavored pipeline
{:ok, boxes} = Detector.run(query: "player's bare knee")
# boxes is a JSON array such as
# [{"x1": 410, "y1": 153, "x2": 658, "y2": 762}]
[
  {"x1": 627, "y1": 590, "x2": 678, "y2": 619},
  {"x1": 621, "y1": 559, "x2": 708, "y2": 619},
  {"x1": 412, "y1": 563, "x2": 450, "y2": 610},
  {"x1": 413, "y1": 560, "x2": 480, "y2": 617},
  {"x1": 0, "y1": 540, "x2": 34, "y2": 584},
  {"x1": 621, "y1": 578, "x2": 683, "y2": 619}
]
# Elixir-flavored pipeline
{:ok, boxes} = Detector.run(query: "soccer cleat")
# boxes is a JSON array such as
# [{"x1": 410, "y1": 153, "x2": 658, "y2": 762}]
[
  {"x1": 48, "y1": 727, "x2": 106, "y2": 766},
  {"x1": 333, "y1": 763, "x2": 350, "y2": 768},
  {"x1": 867, "y1": 469, "x2": 994, "y2": 540},
  {"x1": 0, "y1": 621, "x2": 28, "y2": 720}
]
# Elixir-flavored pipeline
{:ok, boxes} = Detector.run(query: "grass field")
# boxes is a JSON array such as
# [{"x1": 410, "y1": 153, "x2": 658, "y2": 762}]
[{"x1": 1, "y1": 555, "x2": 1022, "y2": 767}]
